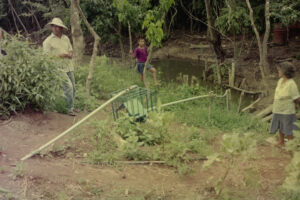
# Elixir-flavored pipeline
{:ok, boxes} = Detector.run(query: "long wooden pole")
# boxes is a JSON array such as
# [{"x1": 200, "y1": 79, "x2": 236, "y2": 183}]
[
  {"x1": 161, "y1": 91, "x2": 227, "y2": 108},
  {"x1": 21, "y1": 85, "x2": 137, "y2": 161}
]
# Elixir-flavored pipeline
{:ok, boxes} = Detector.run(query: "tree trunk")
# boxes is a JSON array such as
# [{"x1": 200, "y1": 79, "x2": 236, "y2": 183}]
[
  {"x1": 262, "y1": 0, "x2": 270, "y2": 75},
  {"x1": 189, "y1": 8, "x2": 193, "y2": 34},
  {"x1": 204, "y1": 0, "x2": 226, "y2": 63},
  {"x1": 128, "y1": 21, "x2": 133, "y2": 53},
  {"x1": 70, "y1": 0, "x2": 85, "y2": 67},
  {"x1": 246, "y1": 0, "x2": 269, "y2": 92},
  {"x1": 118, "y1": 22, "x2": 125, "y2": 63},
  {"x1": 74, "y1": 0, "x2": 100, "y2": 101},
  {"x1": 204, "y1": 0, "x2": 225, "y2": 85}
]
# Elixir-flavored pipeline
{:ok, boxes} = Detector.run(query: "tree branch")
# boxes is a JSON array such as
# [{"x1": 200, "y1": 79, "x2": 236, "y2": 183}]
[
  {"x1": 74, "y1": 0, "x2": 101, "y2": 100},
  {"x1": 8, "y1": 0, "x2": 28, "y2": 34}
]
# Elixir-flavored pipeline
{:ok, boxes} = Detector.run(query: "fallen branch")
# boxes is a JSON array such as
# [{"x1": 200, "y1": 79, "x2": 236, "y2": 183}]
[
  {"x1": 256, "y1": 104, "x2": 273, "y2": 119},
  {"x1": 262, "y1": 114, "x2": 272, "y2": 122},
  {"x1": 224, "y1": 84, "x2": 262, "y2": 95},
  {"x1": 184, "y1": 34, "x2": 207, "y2": 39},
  {"x1": 0, "y1": 187, "x2": 10, "y2": 193},
  {"x1": 242, "y1": 97, "x2": 262, "y2": 112},
  {"x1": 84, "y1": 157, "x2": 208, "y2": 165}
]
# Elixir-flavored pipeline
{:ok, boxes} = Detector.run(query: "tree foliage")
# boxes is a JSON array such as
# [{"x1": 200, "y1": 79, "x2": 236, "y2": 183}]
[
  {"x1": 271, "y1": 0, "x2": 300, "y2": 26},
  {"x1": 142, "y1": 0, "x2": 175, "y2": 47},
  {"x1": 215, "y1": 1, "x2": 251, "y2": 35}
]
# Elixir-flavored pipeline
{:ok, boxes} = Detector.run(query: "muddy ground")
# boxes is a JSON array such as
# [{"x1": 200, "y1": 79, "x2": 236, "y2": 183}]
[{"x1": 0, "y1": 107, "x2": 292, "y2": 200}]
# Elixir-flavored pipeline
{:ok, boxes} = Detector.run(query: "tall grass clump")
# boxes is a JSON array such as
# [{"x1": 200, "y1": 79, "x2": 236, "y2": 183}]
[{"x1": 0, "y1": 37, "x2": 64, "y2": 118}]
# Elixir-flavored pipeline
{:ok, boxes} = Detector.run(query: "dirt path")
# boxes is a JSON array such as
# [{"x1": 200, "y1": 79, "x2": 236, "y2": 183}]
[
  {"x1": 0, "y1": 109, "x2": 292, "y2": 200},
  {"x1": 0, "y1": 110, "x2": 89, "y2": 197}
]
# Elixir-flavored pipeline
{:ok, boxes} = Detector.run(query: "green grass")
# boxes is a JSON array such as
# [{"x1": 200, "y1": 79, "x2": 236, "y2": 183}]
[{"x1": 75, "y1": 57, "x2": 267, "y2": 133}]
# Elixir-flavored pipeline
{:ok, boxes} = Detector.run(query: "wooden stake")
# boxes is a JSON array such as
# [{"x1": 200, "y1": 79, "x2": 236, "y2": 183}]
[
  {"x1": 226, "y1": 89, "x2": 229, "y2": 110},
  {"x1": 209, "y1": 92, "x2": 214, "y2": 121},
  {"x1": 237, "y1": 78, "x2": 246, "y2": 113},
  {"x1": 183, "y1": 74, "x2": 189, "y2": 84},
  {"x1": 20, "y1": 85, "x2": 138, "y2": 161},
  {"x1": 237, "y1": 91, "x2": 245, "y2": 113},
  {"x1": 228, "y1": 89, "x2": 232, "y2": 109}
]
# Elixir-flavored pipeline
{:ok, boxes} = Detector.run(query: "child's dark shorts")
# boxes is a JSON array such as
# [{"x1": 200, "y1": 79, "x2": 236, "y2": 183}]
[
  {"x1": 269, "y1": 113, "x2": 298, "y2": 136},
  {"x1": 137, "y1": 63, "x2": 152, "y2": 74}
]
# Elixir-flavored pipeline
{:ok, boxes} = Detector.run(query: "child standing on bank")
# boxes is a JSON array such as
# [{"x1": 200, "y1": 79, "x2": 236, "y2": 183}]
[
  {"x1": 270, "y1": 62, "x2": 300, "y2": 146},
  {"x1": 133, "y1": 38, "x2": 159, "y2": 86}
]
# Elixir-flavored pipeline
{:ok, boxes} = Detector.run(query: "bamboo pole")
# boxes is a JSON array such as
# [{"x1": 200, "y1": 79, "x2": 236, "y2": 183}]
[{"x1": 21, "y1": 85, "x2": 137, "y2": 161}]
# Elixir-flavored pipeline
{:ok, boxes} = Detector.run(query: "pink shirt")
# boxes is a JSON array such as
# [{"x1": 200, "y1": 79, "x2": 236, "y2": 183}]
[{"x1": 133, "y1": 47, "x2": 148, "y2": 63}]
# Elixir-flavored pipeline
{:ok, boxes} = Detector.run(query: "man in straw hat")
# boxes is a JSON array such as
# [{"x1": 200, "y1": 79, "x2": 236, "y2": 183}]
[{"x1": 43, "y1": 18, "x2": 76, "y2": 116}]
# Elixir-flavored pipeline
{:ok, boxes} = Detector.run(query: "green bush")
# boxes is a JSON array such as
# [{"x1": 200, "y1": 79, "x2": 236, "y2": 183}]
[{"x1": 0, "y1": 37, "x2": 64, "y2": 118}]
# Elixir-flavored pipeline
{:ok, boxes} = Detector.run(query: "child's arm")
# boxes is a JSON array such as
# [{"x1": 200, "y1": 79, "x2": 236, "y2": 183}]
[{"x1": 133, "y1": 48, "x2": 138, "y2": 62}]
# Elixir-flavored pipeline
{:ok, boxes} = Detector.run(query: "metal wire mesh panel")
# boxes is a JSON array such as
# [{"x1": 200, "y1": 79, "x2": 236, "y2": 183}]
[{"x1": 111, "y1": 87, "x2": 157, "y2": 120}]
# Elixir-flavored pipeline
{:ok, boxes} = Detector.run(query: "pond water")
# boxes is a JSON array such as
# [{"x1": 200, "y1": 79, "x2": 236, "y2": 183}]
[
  {"x1": 152, "y1": 58, "x2": 256, "y2": 106},
  {"x1": 152, "y1": 58, "x2": 204, "y2": 83}
]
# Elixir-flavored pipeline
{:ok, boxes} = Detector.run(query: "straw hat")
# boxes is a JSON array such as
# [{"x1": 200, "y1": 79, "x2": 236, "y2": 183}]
[{"x1": 47, "y1": 18, "x2": 68, "y2": 30}]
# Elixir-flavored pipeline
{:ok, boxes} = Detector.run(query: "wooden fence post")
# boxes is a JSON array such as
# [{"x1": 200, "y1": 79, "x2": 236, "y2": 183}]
[
  {"x1": 209, "y1": 92, "x2": 214, "y2": 121},
  {"x1": 203, "y1": 58, "x2": 208, "y2": 81},
  {"x1": 226, "y1": 89, "x2": 229, "y2": 110}
]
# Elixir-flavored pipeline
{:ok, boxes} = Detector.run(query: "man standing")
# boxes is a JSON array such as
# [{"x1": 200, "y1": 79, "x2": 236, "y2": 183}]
[
  {"x1": 43, "y1": 18, "x2": 76, "y2": 116},
  {"x1": 0, "y1": 28, "x2": 6, "y2": 58}
]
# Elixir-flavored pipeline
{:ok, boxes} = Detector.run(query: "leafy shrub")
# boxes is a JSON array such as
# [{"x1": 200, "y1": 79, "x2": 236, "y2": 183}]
[
  {"x1": 88, "y1": 120, "x2": 120, "y2": 164},
  {"x1": 0, "y1": 37, "x2": 63, "y2": 118},
  {"x1": 114, "y1": 112, "x2": 173, "y2": 145}
]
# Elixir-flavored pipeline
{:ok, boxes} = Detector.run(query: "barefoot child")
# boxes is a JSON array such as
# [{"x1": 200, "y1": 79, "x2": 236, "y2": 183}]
[
  {"x1": 270, "y1": 62, "x2": 300, "y2": 146},
  {"x1": 133, "y1": 38, "x2": 159, "y2": 85}
]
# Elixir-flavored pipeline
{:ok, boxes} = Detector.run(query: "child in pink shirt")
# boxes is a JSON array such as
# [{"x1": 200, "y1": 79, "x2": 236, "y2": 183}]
[{"x1": 133, "y1": 38, "x2": 158, "y2": 85}]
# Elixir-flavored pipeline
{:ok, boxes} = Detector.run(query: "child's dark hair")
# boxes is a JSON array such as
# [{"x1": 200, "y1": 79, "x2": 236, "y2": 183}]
[
  {"x1": 138, "y1": 37, "x2": 145, "y2": 41},
  {"x1": 278, "y1": 62, "x2": 295, "y2": 79}
]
